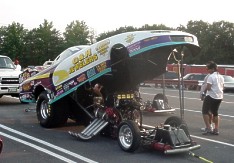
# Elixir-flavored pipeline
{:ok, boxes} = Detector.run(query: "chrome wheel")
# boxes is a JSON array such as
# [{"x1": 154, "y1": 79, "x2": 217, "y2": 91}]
[
  {"x1": 40, "y1": 100, "x2": 49, "y2": 119},
  {"x1": 119, "y1": 124, "x2": 133, "y2": 149},
  {"x1": 118, "y1": 120, "x2": 141, "y2": 152}
]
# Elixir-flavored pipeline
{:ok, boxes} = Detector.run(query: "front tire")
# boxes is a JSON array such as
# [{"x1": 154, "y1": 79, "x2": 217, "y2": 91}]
[
  {"x1": 36, "y1": 91, "x2": 68, "y2": 128},
  {"x1": 118, "y1": 120, "x2": 141, "y2": 152}
]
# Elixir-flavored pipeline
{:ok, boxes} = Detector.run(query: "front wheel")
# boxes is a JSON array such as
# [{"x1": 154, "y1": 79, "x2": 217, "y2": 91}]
[{"x1": 118, "y1": 120, "x2": 141, "y2": 152}]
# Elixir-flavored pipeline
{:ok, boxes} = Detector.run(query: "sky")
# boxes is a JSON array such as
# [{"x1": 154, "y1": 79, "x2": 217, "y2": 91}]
[{"x1": 1, "y1": 0, "x2": 233, "y2": 35}]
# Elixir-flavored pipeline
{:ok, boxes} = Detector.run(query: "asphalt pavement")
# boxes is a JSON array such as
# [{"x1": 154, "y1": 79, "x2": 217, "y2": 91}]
[{"x1": 0, "y1": 88, "x2": 234, "y2": 163}]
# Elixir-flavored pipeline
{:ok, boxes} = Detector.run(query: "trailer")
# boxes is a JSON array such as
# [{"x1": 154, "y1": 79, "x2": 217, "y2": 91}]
[{"x1": 167, "y1": 64, "x2": 234, "y2": 77}]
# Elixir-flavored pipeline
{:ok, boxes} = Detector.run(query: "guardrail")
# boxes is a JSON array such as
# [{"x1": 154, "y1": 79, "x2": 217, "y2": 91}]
[{"x1": 143, "y1": 79, "x2": 201, "y2": 90}]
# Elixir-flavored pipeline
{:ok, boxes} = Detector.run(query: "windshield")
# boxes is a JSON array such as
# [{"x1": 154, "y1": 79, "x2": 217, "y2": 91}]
[
  {"x1": 52, "y1": 45, "x2": 89, "y2": 65},
  {"x1": 0, "y1": 57, "x2": 15, "y2": 69}
]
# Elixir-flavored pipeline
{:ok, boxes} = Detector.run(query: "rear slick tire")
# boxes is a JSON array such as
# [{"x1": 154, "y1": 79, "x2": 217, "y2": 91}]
[{"x1": 36, "y1": 91, "x2": 68, "y2": 128}]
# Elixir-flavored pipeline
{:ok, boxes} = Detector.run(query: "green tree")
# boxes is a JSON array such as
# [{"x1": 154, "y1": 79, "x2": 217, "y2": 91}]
[
  {"x1": 1, "y1": 20, "x2": 234, "y2": 65},
  {"x1": 97, "y1": 26, "x2": 136, "y2": 41},
  {"x1": 63, "y1": 20, "x2": 90, "y2": 47},
  {"x1": 138, "y1": 24, "x2": 173, "y2": 30},
  {"x1": 208, "y1": 21, "x2": 234, "y2": 64},
  {"x1": 31, "y1": 19, "x2": 64, "y2": 65},
  {"x1": 97, "y1": 24, "x2": 172, "y2": 41},
  {"x1": 0, "y1": 22, "x2": 27, "y2": 63},
  {"x1": 177, "y1": 20, "x2": 234, "y2": 64},
  {"x1": 177, "y1": 20, "x2": 211, "y2": 64}
]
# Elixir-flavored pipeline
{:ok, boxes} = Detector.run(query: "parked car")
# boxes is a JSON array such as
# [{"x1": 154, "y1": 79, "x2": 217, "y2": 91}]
[
  {"x1": 183, "y1": 73, "x2": 208, "y2": 90},
  {"x1": 222, "y1": 75, "x2": 234, "y2": 93},
  {"x1": 173, "y1": 73, "x2": 208, "y2": 90},
  {"x1": 182, "y1": 73, "x2": 207, "y2": 81},
  {"x1": 0, "y1": 55, "x2": 22, "y2": 99},
  {"x1": 155, "y1": 71, "x2": 179, "y2": 88},
  {"x1": 140, "y1": 71, "x2": 178, "y2": 88}
]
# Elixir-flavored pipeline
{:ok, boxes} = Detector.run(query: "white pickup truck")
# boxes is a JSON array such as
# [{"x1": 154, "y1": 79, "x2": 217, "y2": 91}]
[{"x1": 0, "y1": 55, "x2": 22, "y2": 99}]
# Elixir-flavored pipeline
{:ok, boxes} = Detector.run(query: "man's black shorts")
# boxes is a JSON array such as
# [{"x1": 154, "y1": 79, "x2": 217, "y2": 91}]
[{"x1": 202, "y1": 95, "x2": 222, "y2": 116}]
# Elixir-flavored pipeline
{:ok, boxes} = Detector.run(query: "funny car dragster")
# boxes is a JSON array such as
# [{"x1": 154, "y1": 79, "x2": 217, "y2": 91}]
[{"x1": 19, "y1": 30, "x2": 201, "y2": 154}]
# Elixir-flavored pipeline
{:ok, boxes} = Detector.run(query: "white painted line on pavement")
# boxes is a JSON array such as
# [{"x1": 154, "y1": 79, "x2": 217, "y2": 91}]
[
  {"x1": 191, "y1": 135, "x2": 234, "y2": 147},
  {"x1": 0, "y1": 131, "x2": 77, "y2": 163},
  {"x1": 0, "y1": 124, "x2": 98, "y2": 163},
  {"x1": 173, "y1": 108, "x2": 234, "y2": 118}
]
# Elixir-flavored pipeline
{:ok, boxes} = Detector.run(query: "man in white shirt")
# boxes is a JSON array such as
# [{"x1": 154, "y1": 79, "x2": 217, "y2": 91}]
[{"x1": 201, "y1": 61, "x2": 224, "y2": 135}]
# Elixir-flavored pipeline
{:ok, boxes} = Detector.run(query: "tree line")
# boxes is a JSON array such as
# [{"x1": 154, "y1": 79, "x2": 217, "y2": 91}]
[{"x1": 0, "y1": 19, "x2": 233, "y2": 68}]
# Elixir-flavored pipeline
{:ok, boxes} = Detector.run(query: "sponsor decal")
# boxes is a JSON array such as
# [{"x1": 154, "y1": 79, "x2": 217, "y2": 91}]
[
  {"x1": 125, "y1": 34, "x2": 135, "y2": 44},
  {"x1": 54, "y1": 61, "x2": 108, "y2": 97},
  {"x1": 55, "y1": 84, "x2": 64, "y2": 96},
  {"x1": 54, "y1": 49, "x2": 99, "y2": 85},
  {"x1": 54, "y1": 70, "x2": 69, "y2": 84},
  {"x1": 55, "y1": 85, "x2": 63, "y2": 91},
  {"x1": 95, "y1": 40, "x2": 110, "y2": 56},
  {"x1": 127, "y1": 41, "x2": 141, "y2": 54},
  {"x1": 19, "y1": 70, "x2": 39, "y2": 83},
  {"x1": 63, "y1": 82, "x2": 70, "y2": 92},
  {"x1": 87, "y1": 67, "x2": 96, "y2": 78},
  {"x1": 22, "y1": 82, "x2": 31, "y2": 91},
  {"x1": 96, "y1": 62, "x2": 107, "y2": 73},
  {"x1": 77, "y1": 73, "x2": 87, "y2": 83},
  {"x1": 69, "y1": 49, "x2": 98, "y2": 74}
]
